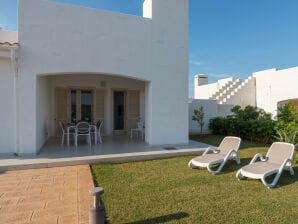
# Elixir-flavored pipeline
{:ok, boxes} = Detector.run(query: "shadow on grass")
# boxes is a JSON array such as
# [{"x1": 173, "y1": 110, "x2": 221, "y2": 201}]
[
  {"x1": 204, "y1": 158, "x2": 252, "y2": 175},
  {"x1": 263, "y1": 166, "x2": 298, "y2": 188},
  {"x1": 124, "y1": 212, "x2": 189, "y2": 224}
]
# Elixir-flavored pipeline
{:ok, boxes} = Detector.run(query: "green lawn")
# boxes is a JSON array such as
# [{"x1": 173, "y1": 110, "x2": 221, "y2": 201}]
[{"x1": 91, "y1": 135, "x2": 298, "y2": 224}]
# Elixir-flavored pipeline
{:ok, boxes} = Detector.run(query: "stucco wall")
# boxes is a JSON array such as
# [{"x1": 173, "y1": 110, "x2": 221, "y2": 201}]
[
  {"x1": 17, "y1": 0, "x2": 188, "y2": 153},
  {"x1": 0, "y1": 58, "x2": 16, "y2": 154},
  {"x1": 224, "y1": 77, "x2": 256, "y2": 107},
  {"x1": 194, "y1": 77, "x2": 233, "y2": 99},
  {"x1": 254, "y1": 67, "x2": 298, "y2": 117},
  {"x1": 194, "y1": 82, "x2": 218, "y2": 99},
  {"x1": 36, "y1": 76, "x2": 51, "y2": 151},
  {"x1": 0, "y1": 30, "x2": 18, "y2": 43},
  {"x1": 189, "y1": 99, "x2": 233, "y2": 134}
]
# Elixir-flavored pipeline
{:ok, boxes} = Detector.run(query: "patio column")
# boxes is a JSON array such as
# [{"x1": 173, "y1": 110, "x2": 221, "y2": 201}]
[
  {"x1": 104, "y1": 88, "x2": 112, "y2": 135},
  {"x1": 145, "y1": 78, "x2": 188, "y2": 145},
  {"x1": 17, "y1": 74, "x2": 37, "y2": 154}
]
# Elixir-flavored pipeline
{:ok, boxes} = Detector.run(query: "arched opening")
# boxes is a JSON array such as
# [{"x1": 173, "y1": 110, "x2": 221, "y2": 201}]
[{"x1": 36, "y1": 72, "x2": 149, "y2": 153}]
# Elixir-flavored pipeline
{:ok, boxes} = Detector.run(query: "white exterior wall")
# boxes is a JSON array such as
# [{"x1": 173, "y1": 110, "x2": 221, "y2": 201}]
[
  {"x1": 17, "y1": 0, "x2": 188, "y2": 153},
  {"x1": 36, "y1": 76, "x2": 51, "y2": 150},
  {"x1": 254, "y1": 67, "x2": 298, "y2": 117},
  {"x1": 189, "y1": 99, "x2": 233, "y2": 134},
  {"x1": 224, "y1": 77, "x2": 256, "y2": 107},
  {"x1": 0, "y1": 58, "x2": 16, "y2": 154},
  {"x1": 0, "y1": 30, "x2": 18, "y2": 43},
  {"x1": 194, "y1": 77, "x2": 233, "y2": 99},
  {"x1": 194, "y1": 82, "x2": 218, "y2": 99}
]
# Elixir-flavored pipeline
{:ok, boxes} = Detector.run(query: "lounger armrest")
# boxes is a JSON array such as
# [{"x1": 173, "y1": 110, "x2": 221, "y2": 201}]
[
  {"x1": 202, "y1": 146, "x2": 219, "y2": 156},
  {"x1": 279, "y1": 159, "x2": 292, "y2": 173},
  {"x1": 250, "y1": 153, "x2": 267, "y2": 164},
  {"x1": 224, "y1": 149, "x2": 238, "y2": 159}
]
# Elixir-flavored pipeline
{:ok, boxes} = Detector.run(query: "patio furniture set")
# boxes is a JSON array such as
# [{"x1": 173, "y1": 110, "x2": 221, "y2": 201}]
[
  {"x1": 188, "y1": 136, "x2": 295, "y2": 188},
  {"x1": 59, "y1": 120, "x2": 103, "y2": 146}
]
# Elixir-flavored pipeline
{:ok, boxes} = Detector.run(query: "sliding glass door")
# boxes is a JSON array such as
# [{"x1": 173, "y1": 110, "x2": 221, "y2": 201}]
[
  {"x1": 70, "y1": 89, "x2": 93, "y2": 123},
  {"x1": 113, "y1": 91, "x2": 125, "y2": 130}
]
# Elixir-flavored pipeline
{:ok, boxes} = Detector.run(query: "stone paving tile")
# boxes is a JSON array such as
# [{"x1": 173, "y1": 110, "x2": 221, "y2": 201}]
[{"x1": 0, "y1": 165, "x2": 93, "y2": 224}]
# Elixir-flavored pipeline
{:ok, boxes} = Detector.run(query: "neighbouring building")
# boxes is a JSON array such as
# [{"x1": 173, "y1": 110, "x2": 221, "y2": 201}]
[
  {"x1": 190, "y1": 66, "x2": 298, "y2": 133},
  {"x1": 0, "y1": 0, "x2": 189, "y2": 155}
]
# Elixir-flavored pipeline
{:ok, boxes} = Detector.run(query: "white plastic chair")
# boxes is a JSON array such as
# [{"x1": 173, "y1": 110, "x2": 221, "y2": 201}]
[
  {"x1": 58, "y1": 120, "x2": 76, "y2": 146},
  {"x1": 130, "y1": 121, "x2": 144, "y2": 140},
  {"x1": 75, "y1": 122, "x2": 91, "y2": 146},
  {"x1": 91, "y1": 119, "x2": 103, "y2": 143}
]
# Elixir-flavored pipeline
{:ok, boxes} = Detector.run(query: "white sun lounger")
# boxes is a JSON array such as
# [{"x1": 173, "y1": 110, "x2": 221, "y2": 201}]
[
  {"x1": 236, "y1": 142, "x2": 295, "y2": 188},
  {"x1": 188, "y1": 136, "x2": 241, "y2": 174}
]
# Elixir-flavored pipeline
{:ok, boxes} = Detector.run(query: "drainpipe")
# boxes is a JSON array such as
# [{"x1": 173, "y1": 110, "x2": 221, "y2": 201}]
[{"x1": 11, "y1": 48, "x2": 19, "y2": 155}]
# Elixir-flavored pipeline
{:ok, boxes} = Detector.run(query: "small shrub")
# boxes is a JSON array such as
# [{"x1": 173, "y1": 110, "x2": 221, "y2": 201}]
[
  {"x1": 209, "y1": 105, "x2": 274, "y2": 143},
  {"x1": 192, "y1": 106, "x2": 205, "y2": 134},
  {"x1": 274, "y1": 103, "x2": 298, "y2": 149}
]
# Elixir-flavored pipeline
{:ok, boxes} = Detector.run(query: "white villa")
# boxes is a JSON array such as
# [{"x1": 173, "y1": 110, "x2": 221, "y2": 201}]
[
  {"x1": 190, "y1": 66, "x2": 298, "y2": 133},
  {"x1": 0, "y1": 0, "x2": 189, "y2": 155}
]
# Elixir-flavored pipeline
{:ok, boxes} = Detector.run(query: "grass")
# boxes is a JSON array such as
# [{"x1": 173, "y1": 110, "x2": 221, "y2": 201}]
[
  {"x1": 91, "y1": 135, "x2": 298, "y2": 224},
  {"x1": 190, "y1": 134, "x2": 269, "y2": 149}
]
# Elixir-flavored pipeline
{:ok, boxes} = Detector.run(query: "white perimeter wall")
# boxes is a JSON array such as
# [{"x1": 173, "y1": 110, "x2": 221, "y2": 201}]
[
  {"x1": 224, "y1": 77, "x2": 256, "y2": 107},
  {"x1": 0, "y1": 58, "x2": 16, "y2": 154},
  {"x1": 194, "y1": 77, "x2": 233, "y2": 99},
  {"x1": 189, "y1": 99, "x2": 233, "y2": 134},
  {"x1": 254, "y1": 67, "x2": 298, "y2": 118},
  {"x1": 17, "y1": 0, "x2": 189, "y2": 153}
]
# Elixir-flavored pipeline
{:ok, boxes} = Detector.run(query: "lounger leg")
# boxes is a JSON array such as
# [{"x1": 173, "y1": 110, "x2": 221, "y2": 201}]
[
  {"x1": 234, "y1": 156, "x2": 241, "y2": 165},
  {"x1": 188, "y1": 160, "x2": 197, "y2": 169},
  {"x1": 261, "y1": 172, "x2": 281, "y2": 189},
  {"x1": 236, "y1": 169, "x2": 246, "y2": 180},
  {"x1": 207, "y1": 160, "x2": 226, "y2": 175},
  {"x1": 289, "y1": 166, "x2": 294, "y2": 176}
]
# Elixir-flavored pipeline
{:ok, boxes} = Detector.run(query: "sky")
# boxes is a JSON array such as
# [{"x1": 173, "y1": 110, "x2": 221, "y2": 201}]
[{"x1": 1, "y1": 0, "x2": 298, "y2": 97}]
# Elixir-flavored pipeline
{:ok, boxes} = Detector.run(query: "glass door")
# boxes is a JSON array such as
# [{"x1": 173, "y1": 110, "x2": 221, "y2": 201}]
[
  {"x1": 81, "y1": 90, "x2": 92, "y2": 122},
  {"x1": 70, "y1": 89, "x2": 93, "y2": 123},
  {"x1": 113, "y1": 91, "x2": 125, "y2": 130},
  {"x1": 71, "y1": 90, "x2": 77, "y2": 123}
]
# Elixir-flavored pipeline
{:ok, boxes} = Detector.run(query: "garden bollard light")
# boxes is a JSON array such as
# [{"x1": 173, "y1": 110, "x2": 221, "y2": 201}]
[{"x1": 89, "y1": 187, "x2": 105, "y2": 224}]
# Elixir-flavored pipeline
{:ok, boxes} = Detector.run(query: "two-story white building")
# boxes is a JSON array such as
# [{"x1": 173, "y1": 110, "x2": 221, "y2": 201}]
[{"x1": 0, "y1": 0, "x2": 189, "y2": 155}]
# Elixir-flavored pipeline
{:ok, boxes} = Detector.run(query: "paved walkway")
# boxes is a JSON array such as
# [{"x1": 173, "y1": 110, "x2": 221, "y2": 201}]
[{"x1": 0, "y1": 165, "x2": 93, "y2": 224}]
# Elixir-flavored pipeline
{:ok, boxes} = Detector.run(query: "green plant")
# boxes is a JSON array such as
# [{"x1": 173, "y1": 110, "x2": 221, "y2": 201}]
[
  {"x1": 209, "y1": 105, "x2": 274, "y2": 143},
  {"x1": 192, "y1": 106, "x2": 205, "y2": 134},
  {"x1": 275, "y1": 129, "x2": 298, "y2": 148},
  {"x1": 274, "y1": 103, "x2": 298, "y2": 149}
]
